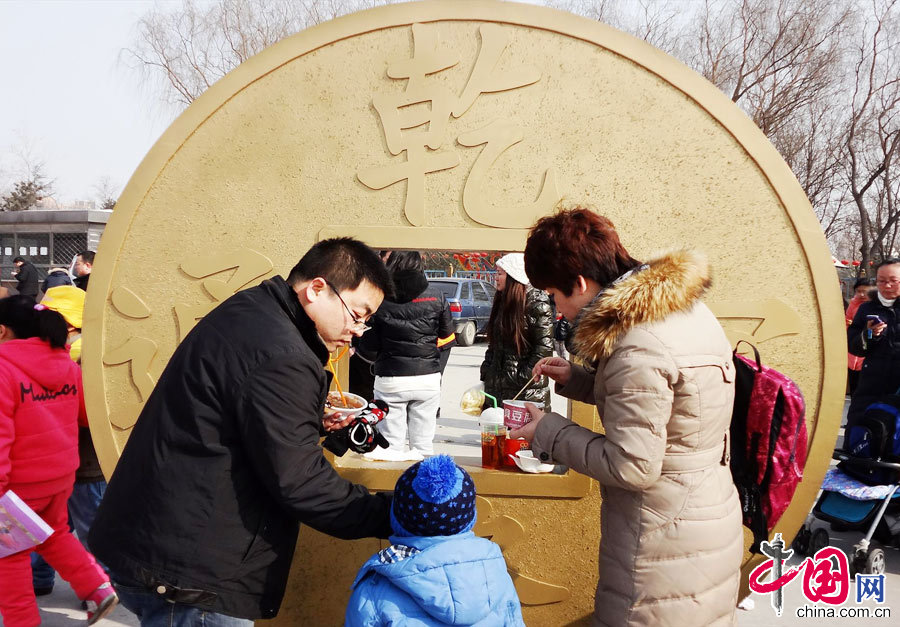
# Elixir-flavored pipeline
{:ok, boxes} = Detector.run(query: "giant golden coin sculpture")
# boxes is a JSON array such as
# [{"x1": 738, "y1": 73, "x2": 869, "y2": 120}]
[{"x1": 83, "y1": 1, "x2": 845, "y2": 624}]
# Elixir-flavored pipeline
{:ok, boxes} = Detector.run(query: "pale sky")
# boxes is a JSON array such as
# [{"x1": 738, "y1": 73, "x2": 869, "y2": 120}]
[{"x1": 0, "y1": 0, "x2": 181, "y2": 204}]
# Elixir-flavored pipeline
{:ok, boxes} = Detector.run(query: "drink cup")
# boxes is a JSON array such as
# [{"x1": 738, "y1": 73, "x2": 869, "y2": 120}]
[
  {"x1": 503, "y1": 437, "x2": 530, "y2": 467},
  {"x1": 503, "y1": 400, "x2": 543, "y2": 430},
  {"x1": 480, "y1": 407, "x2": 506, "y2": 469}
]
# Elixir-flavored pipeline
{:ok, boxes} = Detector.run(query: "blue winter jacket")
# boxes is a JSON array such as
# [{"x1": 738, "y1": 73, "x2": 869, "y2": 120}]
[{"x1": 345, "y1": 532, "x2": 525, "y2": 626}]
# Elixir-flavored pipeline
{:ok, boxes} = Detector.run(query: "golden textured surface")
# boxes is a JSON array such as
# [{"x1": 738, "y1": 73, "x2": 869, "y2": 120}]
[{"x1": 82, "y1": 1, "x2": 845, "y2": 623}]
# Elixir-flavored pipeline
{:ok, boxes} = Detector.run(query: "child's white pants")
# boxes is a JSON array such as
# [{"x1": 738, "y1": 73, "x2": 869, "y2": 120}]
[{"x1": 374, "y1": 373, "x2": 441, "y2": 454}]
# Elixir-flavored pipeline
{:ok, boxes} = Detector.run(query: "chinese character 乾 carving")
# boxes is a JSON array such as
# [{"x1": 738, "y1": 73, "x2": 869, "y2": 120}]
[{"x1": 358, "y1": 23, "x2": 559, "y2": 228}]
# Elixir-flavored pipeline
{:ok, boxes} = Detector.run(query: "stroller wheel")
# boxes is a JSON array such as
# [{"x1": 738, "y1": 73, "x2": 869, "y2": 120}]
[
  {"x1": 850, "y1": 549, "x2": 867, "y2": 579},
  {"x1": 792, "y1": 527, "x2": 812, "y2": 556},
  {"x1": 811, "y1": 528, "x2": 830, "y2": 555},
  {"x1": 865, "y1": 548, "x2": 886, "y2": 575}
]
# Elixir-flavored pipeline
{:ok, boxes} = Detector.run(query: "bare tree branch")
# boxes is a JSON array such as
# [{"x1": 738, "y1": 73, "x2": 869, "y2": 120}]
[{"x1": 126, "y1": 0, "x2": 397, "y2": 109}]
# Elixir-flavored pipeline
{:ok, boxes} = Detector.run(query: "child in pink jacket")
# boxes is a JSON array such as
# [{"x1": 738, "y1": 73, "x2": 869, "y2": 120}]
[{"x1": 0, "y1": 296, "x2": 117, "y2": 626}]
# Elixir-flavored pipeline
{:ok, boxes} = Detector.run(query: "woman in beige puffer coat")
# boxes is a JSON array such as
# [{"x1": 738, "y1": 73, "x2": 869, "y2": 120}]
[{"x1": 513, "y1": 207, "x2": 743, "y2": 627}]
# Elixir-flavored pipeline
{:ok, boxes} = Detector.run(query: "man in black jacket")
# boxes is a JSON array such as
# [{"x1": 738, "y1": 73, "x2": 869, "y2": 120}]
[
  {"x1": 89, "y1": 238, "x2": 393, "y2": 625},
  {"x1": 73, "y1": 250, "x2": 94, "y2": 291},
  {"x1": 12, "y1": 256, "x2": 39, "y2": 298}
]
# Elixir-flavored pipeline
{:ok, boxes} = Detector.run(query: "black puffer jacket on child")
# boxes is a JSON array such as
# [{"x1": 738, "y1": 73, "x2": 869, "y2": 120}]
[{"x1": 361, "y1": 270, "x2": 454, "y2": 377}]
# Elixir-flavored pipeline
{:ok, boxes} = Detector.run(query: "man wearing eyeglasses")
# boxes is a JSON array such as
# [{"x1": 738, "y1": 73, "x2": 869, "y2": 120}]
[
  {"x1": 847, "y1": 257, "x2": 900, "y2": 435},
  {"x1": 89, "y1": 238, "x2": 393, "y2": 626}
]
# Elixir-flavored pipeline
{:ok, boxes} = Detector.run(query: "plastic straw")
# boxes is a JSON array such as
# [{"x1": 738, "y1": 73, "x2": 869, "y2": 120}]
[{"x1": 483, "y1": 392, "x2": 498, "y2": 408}]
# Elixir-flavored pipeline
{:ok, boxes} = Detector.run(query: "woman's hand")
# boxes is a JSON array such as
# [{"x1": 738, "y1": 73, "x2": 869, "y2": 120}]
[
  {"x1": 508, "y1": 402, "x2": 546, "y2": 443},
  {"x1": 532, "y1": 356, "x2": 572, "y2": 387}
]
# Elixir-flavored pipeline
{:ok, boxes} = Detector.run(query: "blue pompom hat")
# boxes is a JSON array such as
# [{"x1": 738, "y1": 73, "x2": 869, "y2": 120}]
[{"x1": 391, "y1": 455, "x2": 477, "y2": 537}]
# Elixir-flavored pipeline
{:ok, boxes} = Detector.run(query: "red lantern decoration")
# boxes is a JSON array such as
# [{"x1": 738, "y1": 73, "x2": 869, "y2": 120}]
[{"x1": 852, "y1": 261, "x2": 861, "y2": 266}]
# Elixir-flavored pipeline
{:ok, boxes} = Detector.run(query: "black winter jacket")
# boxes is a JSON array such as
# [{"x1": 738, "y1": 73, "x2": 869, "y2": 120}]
[
  {"x1": 848, "y1": 298, "x2": 900, "y2": 425},
  {"x1": 89, "y1": 277, "x2": 391, "y2": 620},
  {"x1": 360, "y1": 269, "x2": 454, "y2": 377},
  {"x1": 14, "y1": 261, "x2": 38, "y2": 298},
  {"x1": 480, "y1": 287, "x2": 554, "y2": 407},
  {"x1": 42, "y1": 269, "x2": 73, "y2": 293},
  {"x1": 73, "y1": 273, "x2": 89, "y2": 291}
]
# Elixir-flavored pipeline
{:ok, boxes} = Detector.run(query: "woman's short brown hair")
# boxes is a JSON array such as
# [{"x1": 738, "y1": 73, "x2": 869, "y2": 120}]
[{"x1": 525, "y1": 206, "x2": 641, "y2": 296}]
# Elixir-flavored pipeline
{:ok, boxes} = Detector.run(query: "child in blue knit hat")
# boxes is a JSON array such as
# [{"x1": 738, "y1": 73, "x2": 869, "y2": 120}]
[{"x1": 345, "y1": 455, "x2": 525, "y2": 626}]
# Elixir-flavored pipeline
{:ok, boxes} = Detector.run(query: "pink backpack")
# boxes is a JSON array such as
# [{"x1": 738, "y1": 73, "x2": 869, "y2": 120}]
[{"x1": 730, "y1": 341, "x2": 808, "y2": 553}]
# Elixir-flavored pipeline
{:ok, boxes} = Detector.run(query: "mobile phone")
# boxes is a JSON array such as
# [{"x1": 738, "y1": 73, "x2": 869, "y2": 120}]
[{"x1": 866, "y1": 314, "x2": 884, "y2": 339}]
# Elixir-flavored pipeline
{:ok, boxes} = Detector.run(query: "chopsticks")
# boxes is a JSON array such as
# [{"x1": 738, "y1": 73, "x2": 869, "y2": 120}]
[
  {"x1": 327, "y1": 349, "x2": 348, "y2": 407},
  {"x1": 510, "y1": 375, "x2": 539, "y2": 402}
]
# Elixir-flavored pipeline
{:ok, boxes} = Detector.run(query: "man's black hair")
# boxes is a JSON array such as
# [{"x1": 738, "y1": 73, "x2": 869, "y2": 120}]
[
  {"x1": 853, "y1": 277, "x2": 876, "y2": 290},
  {"x1": 77, "y1": 250, "x2": 96, "y2": 264},
  {"x1": 13, "y1": 256, "x2": 25, "y2": 264},
  {"x1": 876, "y1": 257, "x2": 900, "y2": 272},
  {"x1": 287, "y1": 237, "x2": 393, "y2": 297}
]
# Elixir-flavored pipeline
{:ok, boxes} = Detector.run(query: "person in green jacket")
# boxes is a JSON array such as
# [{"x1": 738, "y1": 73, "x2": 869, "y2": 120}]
[{"x1": 480, "y1": 253, "x2": 553, "y2": 410}]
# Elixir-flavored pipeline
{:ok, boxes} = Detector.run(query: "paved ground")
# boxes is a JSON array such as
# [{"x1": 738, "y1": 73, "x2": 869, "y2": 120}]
[
  {"x1": 13, "y1": 344, "x2": 899, "y2": 625},
  {"x1": 5, "y1": 585, "x2": 137, "y2": 626}
]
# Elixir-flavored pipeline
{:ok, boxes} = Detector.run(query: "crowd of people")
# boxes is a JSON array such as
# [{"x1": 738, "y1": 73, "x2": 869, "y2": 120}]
[
  {"x1": 0, "y1": 252, "x2": 118, "y2": 626},
  {"x1": 350, "y1": 250, "x2": 568, "y2": 459},
  {"x1": 7, "y1": 217, "x2": 893, "y2": 627},
  {"x1": 0, "y1": 219, "x2": 744, "y2": 626}
]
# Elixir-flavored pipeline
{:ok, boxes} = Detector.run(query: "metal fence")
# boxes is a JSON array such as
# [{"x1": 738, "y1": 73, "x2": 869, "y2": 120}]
[
  {"x1": 424, "y1": 269, "x2": 497, "y2": 281},
  {"x1": 454, "y1": 270, "x2": 496, "y2": 281},
  {"x1": 51, "y1": 232, "x2": 88, "y2": 269},
  {"x1": 1, "y1": 231, "x2": 87, "y2": 280}
]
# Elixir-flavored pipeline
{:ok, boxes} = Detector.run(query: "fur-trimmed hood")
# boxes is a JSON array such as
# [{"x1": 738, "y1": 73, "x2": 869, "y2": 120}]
[{"x1": 573, "y1": 250, "x2": 711, "y2": 361}]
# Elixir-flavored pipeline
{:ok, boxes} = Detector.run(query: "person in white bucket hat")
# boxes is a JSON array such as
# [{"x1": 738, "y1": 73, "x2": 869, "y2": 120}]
[{"x1": 479, "y1": 253, "x2": 554, "y2": 411}]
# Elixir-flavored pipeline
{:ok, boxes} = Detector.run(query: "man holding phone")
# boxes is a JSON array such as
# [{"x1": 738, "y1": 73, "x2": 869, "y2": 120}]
[{"x1": 847, "y1": 258, "x2": 900, "y2": 432}]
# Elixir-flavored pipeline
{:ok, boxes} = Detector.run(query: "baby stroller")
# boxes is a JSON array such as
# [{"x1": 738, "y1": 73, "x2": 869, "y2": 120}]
[{"x1": 792, "y1": 450, "x2": 900, "y2": 576}]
